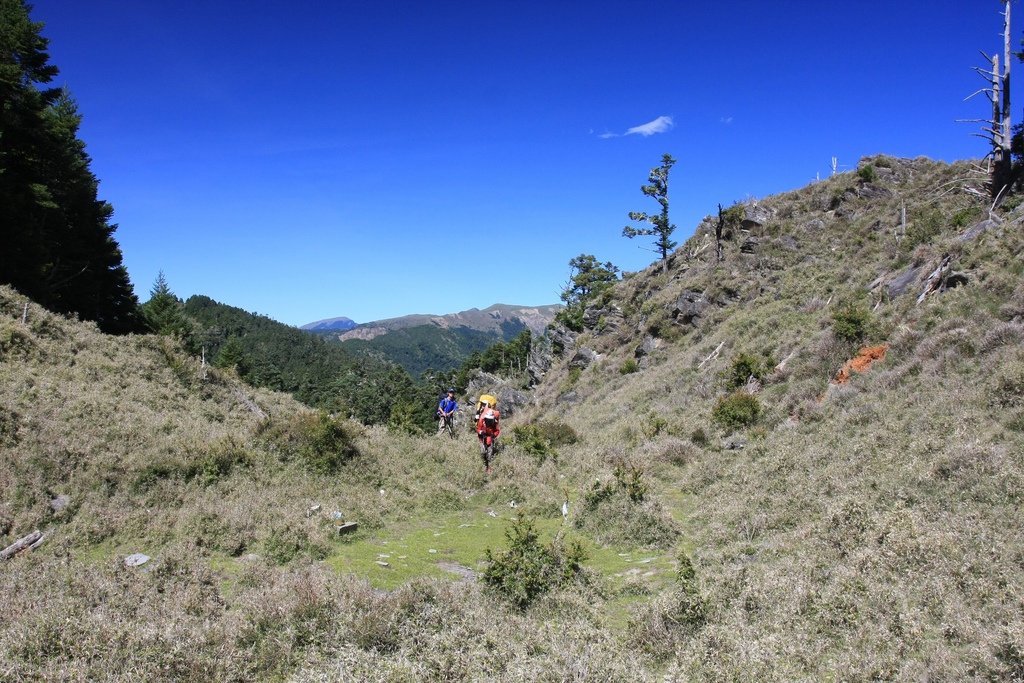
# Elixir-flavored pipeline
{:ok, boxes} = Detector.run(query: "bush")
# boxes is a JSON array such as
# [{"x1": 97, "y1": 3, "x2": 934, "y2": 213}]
[
  {"x1": 511, "y1": 420, "x2": 579, "y2": 465},
  {"x1": 711, "y1": 391, "x2": 761, "y2": 431},
  {"x1": 723, "y1": 352, "x2": 771, "y2": 389},
  {"x1": 619, "y1": 358, "x2": 639, "y2": 374},
  {"x1": 259, "y1": 411, "x2": 359, "y2": 474},
  {"x1": 482, "y1": 515, "x2": 586, "y2": 609},
  {"x1": 831, "y1": 301, "x2": 873, "y2": 344},
  {"x1": 857, "y1": 165, "x2": 877, "y2": 183},
  {"x1": 575, "y1": 466, "x2": 678, "y2": 549}
]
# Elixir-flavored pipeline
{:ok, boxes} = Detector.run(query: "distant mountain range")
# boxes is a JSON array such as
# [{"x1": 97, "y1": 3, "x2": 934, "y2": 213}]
[
  {"x1": 303, "y1": 303, "x2": 561, "y2": 376},
  {"x1": 299, "y1": 316, "x2": 357, "y2": 332}
]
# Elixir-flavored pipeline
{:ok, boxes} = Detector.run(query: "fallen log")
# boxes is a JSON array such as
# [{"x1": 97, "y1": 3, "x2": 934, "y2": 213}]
[{"x1": 1, "y1": 530, "x2": 43, "y2": 560}]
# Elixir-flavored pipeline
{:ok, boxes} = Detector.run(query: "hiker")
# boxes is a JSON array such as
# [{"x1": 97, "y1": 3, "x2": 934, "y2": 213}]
[
  {"x1": 476, "y1": 399, "x2": 501, "y2": 473},
  {"x1": 436, "y1": 388, "x2": 458, "y2": 436}
]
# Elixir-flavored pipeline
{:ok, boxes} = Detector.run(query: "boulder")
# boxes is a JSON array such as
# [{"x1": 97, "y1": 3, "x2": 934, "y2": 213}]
[
  {"x1": 569, "y1": 347, "x2": 599, "y2": 370},
  {"x1": 634, "y1": 335, "x2": 658, "y2": 359},
  {"x1": 740, "y1": 236, "x2": 760, "y2": 254},
  {"x1": 742, "y1": 204, "x2": 772, "y2": 230},
  {"x1": 886, "y1": 266, "x2": 920, "y2": 299},
  {"x1": 958, "y1": 218, "x2": 999, "y2": 242},
  {"x1": 857, "y1": 183, "x2": 892, "y2": 199},
  {"x1": 672, "y1": 290, "x2": 709, "y2": 326}
]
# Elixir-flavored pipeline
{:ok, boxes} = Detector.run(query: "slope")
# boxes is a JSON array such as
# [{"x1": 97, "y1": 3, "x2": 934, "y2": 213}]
[{"x1": 519, "y1": 154, "x2": 1024, "y2": 679}]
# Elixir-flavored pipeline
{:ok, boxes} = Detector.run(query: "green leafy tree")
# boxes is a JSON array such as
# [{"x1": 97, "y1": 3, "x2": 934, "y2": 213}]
[
  {"x1": 556, "y1": 254, "x2": 619, "y2": 331},
  {"x1": 622, "y1": 153, "x2": 678, "y2": 273},
  {"x1": 0, "y1": 1, "x2": 140, "y2": 332}
]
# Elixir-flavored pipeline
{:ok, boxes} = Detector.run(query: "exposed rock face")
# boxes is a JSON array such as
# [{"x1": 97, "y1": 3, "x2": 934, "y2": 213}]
[
  {"x1": 885, "y1": 267, "x2": 921, "y2": 299},
  {"x1": 569, "y1": 347, "x2": 599, "y2": 370},
  {"x1": 548, "y1": 324, "x2": 577, "y2": 356},
  {"x1": 857, "y1": 183, "x2": 892, "y2": 200},
  {"x1": 582, "y1": 305, "x2": 625, "y2": 334},
  {"x1": 634, "y1": 335, "x2": 658, "y2": 359},
  {"x1": 672, "y1": 290, "x2": 709, "y2": 326},
  {"x1": 742, "y1": 204, "x2": 772, "y2": 230},
  {"x1": 958, "y1": 218, "x2": 999, "y2": 242},
  {"x1": 527, "y1": 335, "x2": 553, "y2": 386},
  {"x1": 465, "y1": 371, "x2": 530, "y2": 418}
]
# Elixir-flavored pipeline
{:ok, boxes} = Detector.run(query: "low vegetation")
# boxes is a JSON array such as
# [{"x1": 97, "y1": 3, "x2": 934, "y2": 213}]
[{"x1": 4, "y1": 155, "x2": 1024, "y2": 681}]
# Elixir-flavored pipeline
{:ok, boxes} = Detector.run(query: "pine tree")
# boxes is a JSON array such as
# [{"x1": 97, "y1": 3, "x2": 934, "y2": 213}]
[
  {"x1": 622, "y1": 153, "x2": 678, "y2": 273},
  {"x1": 0, "y1": 0, "x2": 140, "y2": 332},
  {"x1": 141, "y1": 271, "x2": 193, "y2": 340}
]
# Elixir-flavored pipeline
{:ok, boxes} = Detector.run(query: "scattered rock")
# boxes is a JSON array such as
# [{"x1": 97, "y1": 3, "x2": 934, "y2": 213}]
[
  {"x1": 375, "y1": 560, "x2": 390, "y2": 568},
  {"x1": 634, "y1": 335, "x2": 658, "y2": 359},
  {"x1": 778, "y1": 235, "x2": 800, "y2": 251},
  {"x1": 124, "y1": 553, "x2": 150, "y2": 568},
  {"x1": 556, "y1": 391, "x2": 579, "y2": 405},
  {"x1": 49, "y1": 495, "x2": 70, "y2": 513},
  {"x1": 337, "y1": 522, "x2": 358, "y2": 536},
  {"x1": 722, "y1": 438, "x2": 746, "y2": 451},
  {"x1": 740, "y1": 236, "x2": 760, "y2": 254}
]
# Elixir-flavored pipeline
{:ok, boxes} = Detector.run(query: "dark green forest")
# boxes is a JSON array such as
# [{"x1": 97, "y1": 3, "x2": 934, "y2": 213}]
[
  {"x1": 0, "y1": 0, "x2": 140, "y2": 333},
  {"x1": 337, "y1": 319, "x2": 528, "y2": 377}
]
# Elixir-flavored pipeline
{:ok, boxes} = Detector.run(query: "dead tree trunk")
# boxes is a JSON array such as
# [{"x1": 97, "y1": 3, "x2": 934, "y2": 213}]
[
  {"x1": 965, "y1": 1, "x2": 1013, "y2": 200},
  {"x1": 715, "y1": 204, "x2": 725, "y2": 263}
]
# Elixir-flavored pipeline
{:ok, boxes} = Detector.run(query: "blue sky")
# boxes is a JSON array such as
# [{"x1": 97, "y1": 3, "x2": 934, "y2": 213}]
[{"x1": 31, "y1": 1, "x2": 1010, "y2": 326}]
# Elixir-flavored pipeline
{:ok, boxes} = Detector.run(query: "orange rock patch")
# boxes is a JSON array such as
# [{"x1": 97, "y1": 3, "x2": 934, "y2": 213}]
[{"x1": 835, "y1": 344, "x2": 888, "y2": 384}]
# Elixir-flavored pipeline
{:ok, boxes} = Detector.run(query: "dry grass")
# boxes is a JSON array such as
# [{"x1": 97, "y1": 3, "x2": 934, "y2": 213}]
[{"x1": 3, "y1": 155, "x2": 1024, "y2": 680}]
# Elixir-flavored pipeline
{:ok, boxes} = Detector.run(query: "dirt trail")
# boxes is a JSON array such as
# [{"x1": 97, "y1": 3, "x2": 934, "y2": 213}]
[{"x1": 835, "y1": 344, "x2": 889, "y2": 384}]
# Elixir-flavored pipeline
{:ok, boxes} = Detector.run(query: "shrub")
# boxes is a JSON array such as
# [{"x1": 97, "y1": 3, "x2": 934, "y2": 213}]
[
  {"x1": 724, "y1": 352, "x2": 771, "y2": 390},
  {"x1": 482, "y1": 515, "x2": 586, "y2": 609},
  {"x1": 711, "y1": 391, "x2": 761, "y2": 431},
  {"x1": 511, "y1": 420, "x2": 579, "y2": 465},
  {"x1": 576, "y1": 466, "x2": 678, "y2": 549},
  {"x1": 831, "y1": 300, "x2": 873, "y2": 344},
  {"x1": 857, "y1": 165, "x2": 877, "y2": 183},
  {"x1": 259, "y1": 411, "x2": 359, "y2": 474},
  {"x1": 619, "y1": 358, "x2": 639, "y2": 375}
]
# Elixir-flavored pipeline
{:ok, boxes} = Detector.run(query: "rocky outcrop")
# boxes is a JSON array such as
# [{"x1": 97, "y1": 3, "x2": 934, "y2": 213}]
[{"x1": 671, "y1": 290, "x2": 710, "y2": 326}]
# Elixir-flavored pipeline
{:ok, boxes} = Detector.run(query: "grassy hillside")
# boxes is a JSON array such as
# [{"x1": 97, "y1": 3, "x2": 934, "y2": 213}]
[
  {"x1": 524, "y1": 155, "x2": 1024, "y2": 679},
  {"x1": 2, "y1": 155, "x2": 1024, "y2": 681}
]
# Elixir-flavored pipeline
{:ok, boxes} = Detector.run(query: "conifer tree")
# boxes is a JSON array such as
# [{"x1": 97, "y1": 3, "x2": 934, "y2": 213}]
[
  {"x1": 141, "y1": 271, "x2": 192, "y2": 339},
  {"x1": 0, "y1": 0, "x2": 140, "y2": 332},
  {"x1": 622, "y1": 153, "x2": 678, "y2": 273}
]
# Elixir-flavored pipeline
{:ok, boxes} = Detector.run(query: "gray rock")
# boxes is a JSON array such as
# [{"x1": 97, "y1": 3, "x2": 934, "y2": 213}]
[
  {"x1": 740, "y1": 236, "x2": 760, "y2": 254},
  {"x1": 49, "y1": 495, "x2": 70, "y2": 513},
  {"x1": 804, "y1": 218, "x2": 825, "y2": 231},
  {"x1": 778, "y1": 235, "x2": 799, "y2": 251},
  {"x1": 672, "y1": 290, "x2": 709, "y2": 326},
  {"x1": 557, "y1": 391, "x2": 579, "y2": 404},
  {"x1": 958, "y1": 218, "x2": 999, "y2": 242},
  {"x1": 886, "y1": 266, "x2": 921, "y2": 298},
  {"x1": 124, "y1": 553, "x2": 150, "y2": 567},
  {"x1": 857, "y1": 183, "x2": 891, "y2": 199},
  {"x1": 722, "y1": 438, "x2": 746, "y2": 451},
  {"x1": 548, "y1": 324, "x2": 577, "y2": 356},
  {"x1": 634, "y1": 335, "x2": 658, "y2": 359},
  {"x1": 742, "y1": 204, "x2": 772, "y2": 230},
  {"x1": 569, "y1": 347, "x2": 599, "y2": 370}
]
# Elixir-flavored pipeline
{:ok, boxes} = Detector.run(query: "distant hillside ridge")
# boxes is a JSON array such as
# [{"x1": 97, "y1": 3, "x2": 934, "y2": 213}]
[
  {"x1": 300, "y1": 316, "x2": 357, "y2": 332},
  {"x1": 331, "y1": 303, "x2": 561, "y2": 342}
]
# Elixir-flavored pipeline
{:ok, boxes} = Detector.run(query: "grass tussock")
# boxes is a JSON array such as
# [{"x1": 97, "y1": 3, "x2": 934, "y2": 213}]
[{"x1": 4, "y1": 156, "x2": 1024, "y2": 680}]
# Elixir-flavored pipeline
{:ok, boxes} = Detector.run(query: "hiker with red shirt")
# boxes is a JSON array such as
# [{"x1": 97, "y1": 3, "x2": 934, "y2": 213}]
[{"x1": 476, "y1": 401, "x2": 501, "y2": 474}]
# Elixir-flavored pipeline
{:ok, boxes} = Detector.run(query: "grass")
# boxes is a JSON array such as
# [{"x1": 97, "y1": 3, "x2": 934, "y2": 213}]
[{"x1": 4, "y1": 155, "x2": 1024, "y2": 680}]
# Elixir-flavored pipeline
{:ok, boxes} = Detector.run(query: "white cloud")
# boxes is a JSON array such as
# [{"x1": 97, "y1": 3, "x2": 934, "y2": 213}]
[
  {"x1": 598, "y1": 131, "x2": 619, "y2": 139},
  {"x1": 625, "y1": 115, "x2": 674, "y2": 137},
  {"x1": 720, "y1": 116, "x2": 733, "y2": 125}
]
